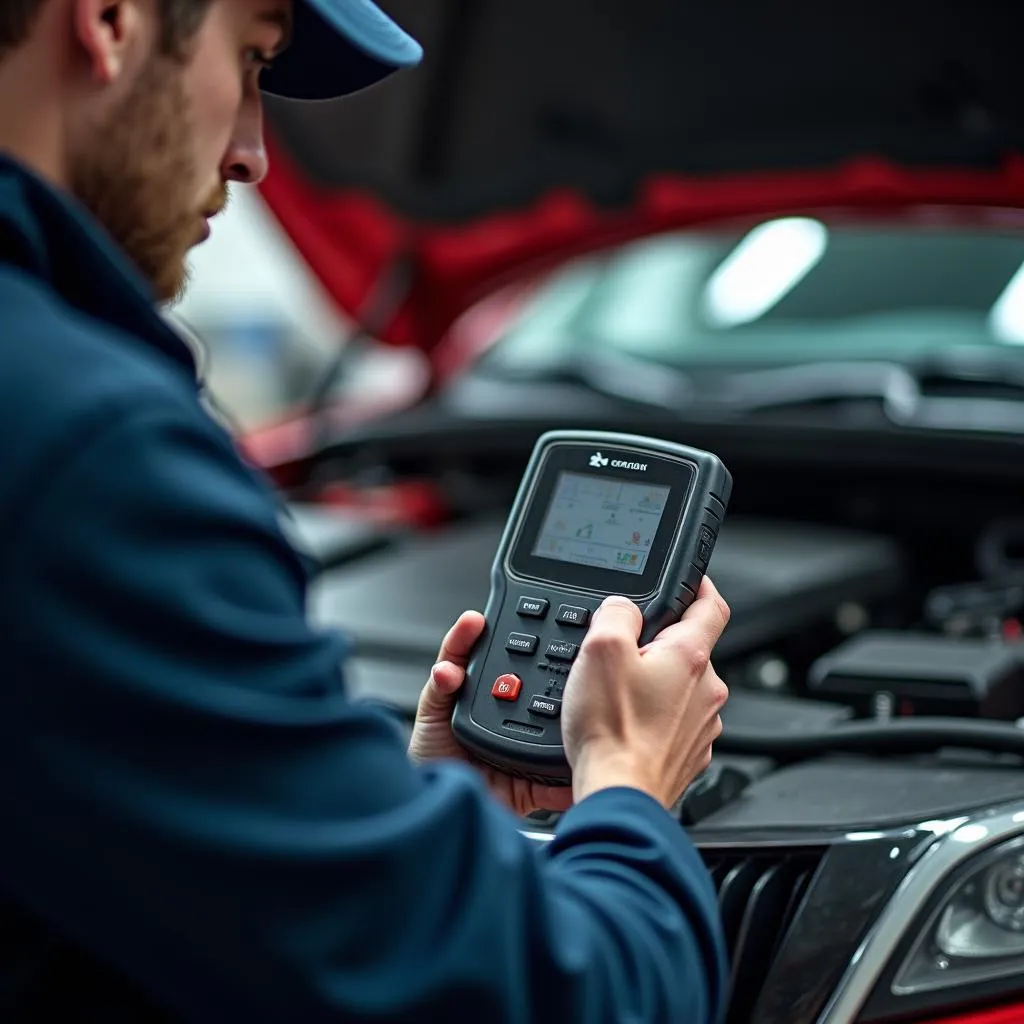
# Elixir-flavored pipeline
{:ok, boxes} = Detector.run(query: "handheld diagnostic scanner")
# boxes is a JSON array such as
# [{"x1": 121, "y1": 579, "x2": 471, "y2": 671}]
[{"x1": 451, "y1": 430, "x2": 732, "y2": 785}]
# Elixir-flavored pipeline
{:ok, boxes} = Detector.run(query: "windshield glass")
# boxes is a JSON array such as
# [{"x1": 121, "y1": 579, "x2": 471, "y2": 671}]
[{"x1": 479, "y1": 217, "x2": 1024, "y2": 372}]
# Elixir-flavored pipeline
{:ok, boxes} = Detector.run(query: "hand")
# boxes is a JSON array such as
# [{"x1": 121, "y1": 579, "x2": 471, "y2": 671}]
[
  {"x1": 409, "y1": 610, "x2": 574, "y2": 817},
  {"x1": 563, "y1": 577, "x2": 731, "y2": 809}
]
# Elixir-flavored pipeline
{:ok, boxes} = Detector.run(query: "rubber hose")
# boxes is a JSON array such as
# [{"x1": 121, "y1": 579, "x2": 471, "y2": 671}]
[{"x1": 716, "y1": 717, "x2": 1024, "y2": 763}]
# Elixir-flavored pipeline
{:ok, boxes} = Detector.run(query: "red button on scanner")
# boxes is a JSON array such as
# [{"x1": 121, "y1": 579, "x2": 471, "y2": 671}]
[{"x1": 491, "y1": 674, "x2": 522, "y2": 701}]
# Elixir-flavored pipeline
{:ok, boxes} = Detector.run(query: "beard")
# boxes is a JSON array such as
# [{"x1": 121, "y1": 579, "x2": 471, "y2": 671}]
[{"x1": 67, "y1": 53, "x2": 225, "y2": 304}]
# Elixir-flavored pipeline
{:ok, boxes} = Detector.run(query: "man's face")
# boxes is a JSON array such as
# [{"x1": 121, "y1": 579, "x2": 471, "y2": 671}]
[{"x1": 67, "y1": 0, "x2": 290, "y2": 302}]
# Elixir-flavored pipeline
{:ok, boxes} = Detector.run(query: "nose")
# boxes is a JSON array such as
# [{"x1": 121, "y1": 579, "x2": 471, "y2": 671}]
[{"x1": 220, "y1": 97, "x2": 269, "y2": 186}]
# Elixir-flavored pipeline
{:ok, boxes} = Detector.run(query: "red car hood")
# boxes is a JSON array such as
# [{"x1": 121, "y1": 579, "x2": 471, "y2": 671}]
[{"x1": 260, "y1": 0, "x2": 1024, "y2": 356}]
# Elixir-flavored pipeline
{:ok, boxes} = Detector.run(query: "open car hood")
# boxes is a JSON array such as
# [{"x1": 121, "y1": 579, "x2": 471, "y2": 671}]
[{"x1": 260, "y1": 0, "x2": 1024, "y2": 354}]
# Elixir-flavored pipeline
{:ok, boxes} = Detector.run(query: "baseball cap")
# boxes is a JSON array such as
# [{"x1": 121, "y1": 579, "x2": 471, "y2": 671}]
[{"x1": 260, "y1": 0, "x2": 423, "y2": 101}]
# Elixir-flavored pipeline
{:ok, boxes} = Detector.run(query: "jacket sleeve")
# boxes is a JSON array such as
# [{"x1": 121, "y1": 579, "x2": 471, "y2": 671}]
[{"x1": 2, "y1": 399, "x2": 729, "y2": 1024}]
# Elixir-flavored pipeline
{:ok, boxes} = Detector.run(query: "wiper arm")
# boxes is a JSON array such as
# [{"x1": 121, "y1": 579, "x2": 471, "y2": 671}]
[
  {"x1": 722, "y1": 359, "x2": 1024, "y2": 433},
  {"x1": 721, "y1": 361, "x2": 919, "y2": 419},
  {"x1": 482, "y1": 352, "x2": 1024, "y2": 432},
  {"x1": 484, "y1": 352, "x2": 695, "y2": 412}
]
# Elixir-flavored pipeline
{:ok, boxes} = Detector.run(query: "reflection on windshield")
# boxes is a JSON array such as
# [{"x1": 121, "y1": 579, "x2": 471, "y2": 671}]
[
  {"x1": 483, "y1": 220, "x2": 1024, "y2": 371},
  {"x1": 702, "y1": 217, "x2": 828, "y2": 327}
]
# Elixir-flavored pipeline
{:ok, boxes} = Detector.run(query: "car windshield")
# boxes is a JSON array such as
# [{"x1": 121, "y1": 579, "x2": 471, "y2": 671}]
[{"x1": 479, "y1": 217, "x2": 1024, "y2": 372}]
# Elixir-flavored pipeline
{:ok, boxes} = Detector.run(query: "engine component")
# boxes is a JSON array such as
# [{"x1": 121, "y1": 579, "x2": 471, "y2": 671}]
[{"x1": 807, "y1": 630, "x2": 1024, "y2": 720}]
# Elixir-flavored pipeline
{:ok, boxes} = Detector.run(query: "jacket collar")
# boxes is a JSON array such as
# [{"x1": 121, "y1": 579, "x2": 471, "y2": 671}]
[{"x1": 0, "y1": 151, "x2": 198, "y2": 377}]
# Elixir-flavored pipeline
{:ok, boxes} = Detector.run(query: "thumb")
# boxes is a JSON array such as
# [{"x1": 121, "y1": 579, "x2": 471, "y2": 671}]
[
  {"x1": 431, "y1": 660, "x2": 464, "y2": 696},
  {"x1": 587, "y1": 595, "x2": 643, "y2": 643},
  {"x1": 418, "y1": 661, "x2": 462, "y2": 718}
]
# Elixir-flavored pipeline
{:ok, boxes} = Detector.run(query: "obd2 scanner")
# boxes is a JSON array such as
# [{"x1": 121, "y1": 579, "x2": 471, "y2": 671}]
[{"x1": 452, "y1": 430, "x2": 732, "y2": 785}]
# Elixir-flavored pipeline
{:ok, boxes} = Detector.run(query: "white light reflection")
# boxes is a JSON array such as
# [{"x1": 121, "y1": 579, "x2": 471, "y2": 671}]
[
  {"x1": 846, "y1": 831, "x2": 886, "y2": 842},
  {"x1": 702, "y1": 217, "x2": 828, "y2": 327},
  {"x1": 952, "y1": 823, "x2": 990, "y2": 844},
  {"x1": 989, "y1": 260, "x2": 1024, "y2": 344},
  {"x1": 890, "y1": 847, "x2": 901, "y2": 860},
  {"x1": 918, "y1": 817, "x2": 970, "y2": 837},
  {"x1": 519, "y1": 830, "x2": 554, "y2": 843}
]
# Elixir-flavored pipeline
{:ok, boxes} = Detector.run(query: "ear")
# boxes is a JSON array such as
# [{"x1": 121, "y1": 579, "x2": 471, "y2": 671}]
[{"x1": 70, "y1": 0, "x2": 148, "y2": 85}]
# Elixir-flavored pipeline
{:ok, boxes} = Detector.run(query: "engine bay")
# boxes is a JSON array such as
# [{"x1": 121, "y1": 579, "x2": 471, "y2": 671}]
[
  {"x1": 286, "y1": 434, "x2": 1024, "y2": 833},
  {"x1": 272, "y1": 425, "x2": 1024, "y2": 1020}
]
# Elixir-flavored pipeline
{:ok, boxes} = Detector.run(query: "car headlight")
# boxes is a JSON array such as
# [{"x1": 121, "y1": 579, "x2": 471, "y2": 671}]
[{"x1": 894, "y1": 835, "x2": 1024, "y2": 995}]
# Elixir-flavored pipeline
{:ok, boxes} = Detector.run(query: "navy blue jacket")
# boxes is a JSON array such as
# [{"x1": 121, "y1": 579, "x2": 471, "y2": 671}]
[{"x1": 0, "y1": 153, "x2": 728, "y2": 1022}]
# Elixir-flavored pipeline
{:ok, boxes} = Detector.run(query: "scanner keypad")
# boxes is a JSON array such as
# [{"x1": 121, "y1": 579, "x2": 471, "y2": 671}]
[{"x1": 493, "y1": 594, "x2": 599, "y2": 719}]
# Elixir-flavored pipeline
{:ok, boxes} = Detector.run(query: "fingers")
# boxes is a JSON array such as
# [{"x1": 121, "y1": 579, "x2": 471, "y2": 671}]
[
  {"x1": 692, "y1": 673, "x2": 728, "y2": 769},
  {"x1": 699, "y1": 707, "x2": 725, "y2": 747},
  {"x1": 428, "y1": 660, "x2": 464, "y2": 697},
  {"x1": 686, "y1": 576, "x2": 731, "y2": 634},
  {"x1": 477, "y1": 762, "x2": 575, "y2": 816},
  {"x1": 435, "y1": 610, "x2": 486, "y2": 668},
  {"x1": 643, "y1": 578, "x2": 730, "y2": 674},
  {"x1": 531, "y1": 784, "x2": 574, "y2": 813},
  {"x1": 583, "y1": 596, "x2": 643, "y2": 654},
  {"x1": 692, "y1": 661, "x2": 729, "y2": 715},
  {"x1": 422, "y1": 610, "x2": 486, "y2": 709},
  {"x1": 695, "y1": 713, "x2": 724, "y2": 774}
]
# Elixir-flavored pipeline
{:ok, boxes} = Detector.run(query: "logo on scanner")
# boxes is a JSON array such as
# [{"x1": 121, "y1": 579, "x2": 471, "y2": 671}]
[{"x1": 590, "y1": 451, "x2": 647, "y2": 471}]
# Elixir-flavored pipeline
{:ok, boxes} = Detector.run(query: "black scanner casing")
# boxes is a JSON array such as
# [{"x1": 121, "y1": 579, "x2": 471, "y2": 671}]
[{"x1": 452, "y1": 430, "x2": 732, "y2": 785}]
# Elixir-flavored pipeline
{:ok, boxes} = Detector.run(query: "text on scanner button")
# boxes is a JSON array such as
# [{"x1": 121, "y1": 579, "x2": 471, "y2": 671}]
[
  {"x1": 505, "y1": 632, "x2": 539, "y2": 655},
  {"x1": 556, "y1": 604, "x2": 590, "y2": 627},
  {"x1": 545, "y1": 639, "x2": 578, "y2": 662},
  {"x1": 527, "y1": 695, "x2": 561, "y2": 718},
  {"x1": 516, "y1": 596, "x2": 550, "y2": 618}
]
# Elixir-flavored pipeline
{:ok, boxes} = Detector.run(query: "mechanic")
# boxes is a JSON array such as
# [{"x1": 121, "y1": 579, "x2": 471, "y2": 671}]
[{"x1": 0, "y1": 0, "x2": 731, "y2": 1020}]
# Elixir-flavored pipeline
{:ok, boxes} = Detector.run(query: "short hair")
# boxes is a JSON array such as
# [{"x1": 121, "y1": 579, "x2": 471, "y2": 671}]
[{"x1": 0, "y1": 0, "x2": 214, "y2": 60}]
